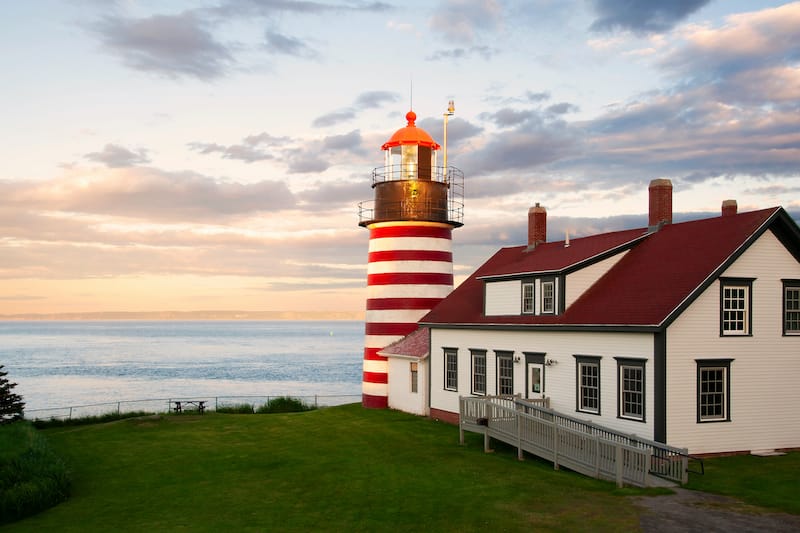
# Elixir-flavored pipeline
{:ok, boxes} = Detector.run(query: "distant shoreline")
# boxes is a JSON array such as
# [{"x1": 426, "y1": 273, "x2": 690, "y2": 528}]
[{"x1": 0, "y1": 310, "x2": 365, "y2": 321}]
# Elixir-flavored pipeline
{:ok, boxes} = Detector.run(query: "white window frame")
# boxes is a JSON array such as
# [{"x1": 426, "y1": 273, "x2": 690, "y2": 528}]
[
  {"x1": 471, "y1": 349, "x2": 487, "y2": 395},
  {"x1": 540, "y1": 280, "x2": 555, "y2": 314},
  {"x1": 783, "y1": 280, "x2": 800, "y2": 335},
  {"x1": 496, "y1": 351, "x2": 514, "y2": 395},
  {"x1": 616, "y1": 358, "x2": 645, "y2": 422},
  {"x1": 444, "y1": 348, "x2": 458, "y2": 391},
  {"x1": 697, "y1": 359, "x2": 732, "y2": 422},
  {"x1": 575, "y1": 355, "x2": 601, "y2": 415},
  {"x1": 521, "y1": 282, "x2": 534, "y2": 314},
  {"x1": 720, "y1": 278, "x2": 753, "y2": 336}
]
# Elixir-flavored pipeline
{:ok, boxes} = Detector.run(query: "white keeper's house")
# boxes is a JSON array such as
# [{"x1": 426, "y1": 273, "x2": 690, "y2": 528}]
[{"x1": 383, "y1": 179, "x2": 800, "y2": 455}]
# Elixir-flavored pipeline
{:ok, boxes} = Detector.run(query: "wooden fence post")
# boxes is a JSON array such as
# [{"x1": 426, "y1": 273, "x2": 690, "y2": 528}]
[
  {"x1": 517, "y1": 410, "x2": 523, "y2": 461},
  {"x1": 615, "y1": 445, "x2": 624, "y2": 488},
  {"x1": 553, "y1": 421, "x2": 560, "y2": 470}
]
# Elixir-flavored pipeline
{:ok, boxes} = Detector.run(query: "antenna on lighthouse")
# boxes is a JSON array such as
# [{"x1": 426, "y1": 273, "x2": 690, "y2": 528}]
[{"x1": 443, "y1": 99, "x2": 455, "y2": 171}]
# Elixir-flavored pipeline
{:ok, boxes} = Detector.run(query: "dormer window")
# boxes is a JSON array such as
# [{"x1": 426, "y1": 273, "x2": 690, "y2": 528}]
[
  {"x1": 484, "y1": 277, "x2": 561, "y2": 317},
  {"x1": 522, "y1": 282, "x2": 534, "y2": 314},
  {"x1": 541, "y1": 279, "x2": 555, "y2": 314}
]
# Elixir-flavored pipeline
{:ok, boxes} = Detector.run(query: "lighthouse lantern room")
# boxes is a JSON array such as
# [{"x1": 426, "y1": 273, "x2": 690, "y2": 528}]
[{"x1": 358, "y1": 109, "x2": 464, "y2": 409}]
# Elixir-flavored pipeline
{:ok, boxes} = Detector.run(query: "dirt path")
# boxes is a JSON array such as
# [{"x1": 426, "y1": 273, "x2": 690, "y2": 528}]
[{"x1": 633, "y1": 488, "x2": 800, "y2": 532}]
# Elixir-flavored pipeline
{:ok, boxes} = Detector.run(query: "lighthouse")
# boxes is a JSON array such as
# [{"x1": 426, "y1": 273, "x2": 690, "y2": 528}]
[{"x1": 358, "y1": 109, "x2": 464, "y2": 408}]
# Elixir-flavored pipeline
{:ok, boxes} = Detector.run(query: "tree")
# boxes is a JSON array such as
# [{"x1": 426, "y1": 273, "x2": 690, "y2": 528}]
[{"x1": 0, "y1": 365, "x2": 25, "y2": 424}]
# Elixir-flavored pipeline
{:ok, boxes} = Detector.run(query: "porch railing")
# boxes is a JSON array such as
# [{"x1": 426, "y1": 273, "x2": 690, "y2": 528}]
[{"x1": 459, "y1": 395, "x2": 692, "y2": 487}]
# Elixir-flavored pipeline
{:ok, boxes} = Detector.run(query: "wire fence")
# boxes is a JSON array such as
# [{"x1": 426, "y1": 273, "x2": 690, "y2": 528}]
[{"x1": 24, "y1": 394, "x2": 362, "y2": 421}]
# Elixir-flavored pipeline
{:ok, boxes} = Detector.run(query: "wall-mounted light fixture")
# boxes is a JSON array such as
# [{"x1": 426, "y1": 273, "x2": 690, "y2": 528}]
[{"x1": 545, "y1": 359, "x2": 558, "y2": 366}]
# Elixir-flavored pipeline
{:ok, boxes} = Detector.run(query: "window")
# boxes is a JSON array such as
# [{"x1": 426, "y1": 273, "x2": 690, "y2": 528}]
[
  {"x1": 541, "y1": 280, "x2": 555, "y2": 314},
  {"x1": 522, "y1": 282, "x2": 534, "y2": 314},
  {"x1": 697, "y1": 359, "x2": 732, "y2": 422},
  {"x1": 616, "y1": 358, "x2": 645, "y2": 422},
  {"x1": 720, "y1": 278, "x2": 753, "y2": 336},
  {"x1": 471, "y1": 349, "x2": 487, "y2": 395},
  {"x1": 496, "y1": 351, "x2": 514, "y2": 395},
  {"x1": 410, "y1": 362, "x2": 418, "y2": 393},
  {"x1": 575, "y1": 355, "x2": 601, "y2": 414},
  {"x1": 783, "y1": 280, "x2": 800, "y2": 335},
  {"x1": 444, "y1": 349, "x2": 458, "y2": 391}
]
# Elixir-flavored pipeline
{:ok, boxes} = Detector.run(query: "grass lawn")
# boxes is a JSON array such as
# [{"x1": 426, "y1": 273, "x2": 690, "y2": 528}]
[
  {"x1": 3, "y1": 404, "x2": 654, "y2": 532},
  {"x1": 686, "y1": 452, "x2": 800, "y2": 515}
]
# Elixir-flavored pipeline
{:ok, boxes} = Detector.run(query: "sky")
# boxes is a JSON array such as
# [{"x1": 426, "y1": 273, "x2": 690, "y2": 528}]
[{"x1": 1, "y1": 0, "x2": 799, "y2": 315}]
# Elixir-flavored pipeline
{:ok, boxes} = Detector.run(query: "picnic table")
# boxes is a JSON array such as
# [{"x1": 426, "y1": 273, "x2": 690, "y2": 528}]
[{"x1": 171, "y1": 400, "x2": 206, "y2": 414}]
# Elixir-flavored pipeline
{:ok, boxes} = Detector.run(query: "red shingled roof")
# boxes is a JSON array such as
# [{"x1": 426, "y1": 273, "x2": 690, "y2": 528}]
[
  {"x1": 378, "y1": 327, "x2": 430, "y2": 359},
  {"x1": 422, "y1": 208, "x2": 786, "y2": 329}
]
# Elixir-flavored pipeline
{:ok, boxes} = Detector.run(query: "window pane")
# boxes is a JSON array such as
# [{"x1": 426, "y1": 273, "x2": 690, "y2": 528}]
[
  {"x1": 786, "y1": 287, "x2": 800, "y2": 333},
  {"x1": 620, "y1": 365, "x2": 643, "y2": 419},
  {"x1": 472, "y1": 352, "x2": 486, "y2": 395},
  {"x1": 445, "y1": 350, "x2": 458, "y2": 391},
  {"x1": 579, "y1": 362, "x2": 599, "y2": 413},
  {"x1": 522, "y1": 283, "x2": 534, "y2": 314},
  {"x1": 498, "y1": 357, "x2": 513, "y2": 395},
  {"x1": 541, "y1": 281, "x2": 554, "y2": 313},
  {"x1": 722, "y1": 285, "x2": 748, "y2": 333},
  {"x1": 699, "y1": 367, "x2": 725, "y2": 420}
]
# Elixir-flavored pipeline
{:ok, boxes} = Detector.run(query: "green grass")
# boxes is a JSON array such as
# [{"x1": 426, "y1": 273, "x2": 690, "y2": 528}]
[
  {"x1": 0, "y1": 423, "x2": 33, "y2": 461},
  {"x1": 686, "y1": 452, "x2": 800, "y2": 514},
  {"x1": 2, "y1": 405, "x2": 654, "y2": 532}
]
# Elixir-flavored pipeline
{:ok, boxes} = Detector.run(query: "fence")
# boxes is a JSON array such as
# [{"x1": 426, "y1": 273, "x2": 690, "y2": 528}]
[
  {"x1": 460, "y1": 395, "x2": 693, "y2": 487},
  {"x1": 25, "y1": 394, "x2": 362, "y2": 421}
]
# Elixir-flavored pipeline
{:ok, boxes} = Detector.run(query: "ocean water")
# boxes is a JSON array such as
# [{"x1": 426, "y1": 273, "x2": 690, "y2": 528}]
[{"x1": 0, "y1": 321, "x2": 364, "y2": 414}]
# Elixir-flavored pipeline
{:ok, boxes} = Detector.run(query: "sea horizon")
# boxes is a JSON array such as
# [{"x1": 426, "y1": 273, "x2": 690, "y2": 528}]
[{"x1": 0, "y1": 310, "x2": 365, "y2": 321}]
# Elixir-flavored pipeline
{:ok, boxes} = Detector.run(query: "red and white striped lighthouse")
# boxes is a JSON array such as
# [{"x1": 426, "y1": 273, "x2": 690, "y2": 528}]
[{"x1": 358, "y1": 110, "x2": 464, "y2": 408}]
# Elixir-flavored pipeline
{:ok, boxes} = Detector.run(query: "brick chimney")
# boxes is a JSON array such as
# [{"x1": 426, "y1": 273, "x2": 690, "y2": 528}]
[
  {"x1": 528, "y1": 203, "x2": 547, "y2": 248},
  {"x1": 648, "y1": 178, "x2": 673, "y2": 227},
  {"x1": 721, "y1": 199, "x2": 738, "y2": 217}
]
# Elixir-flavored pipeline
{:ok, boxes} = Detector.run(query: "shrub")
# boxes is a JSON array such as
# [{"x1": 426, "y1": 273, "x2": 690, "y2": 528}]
[
  {"x1": 0, "y1": 365, "x2": 25, "y2": 424},
  {"x1": 256, "y1": 396, "x2": 315, "y2": 414},
  {"x1": 0, "y1": 422, "x2": 71, "y2": 524},
  {"x1": 217, "y1": 403, "x2": 255, "y2": 414},
  {"x1": 31, "y1": 411, "x2": 154, "y2": 429}
]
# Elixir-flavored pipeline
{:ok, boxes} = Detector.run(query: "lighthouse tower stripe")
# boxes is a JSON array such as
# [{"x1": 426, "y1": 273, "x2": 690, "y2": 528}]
[
  {"x1": 362, "y1": 221, "x2": 454, "y2": 408},
  {"x1": 368, "y1": 250, "x2": 452, "y2": 263}
]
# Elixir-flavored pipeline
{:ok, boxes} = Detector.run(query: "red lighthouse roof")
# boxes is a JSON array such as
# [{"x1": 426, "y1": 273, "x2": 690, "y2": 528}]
[{"x1": 381, "y1": 111, "x2": 441, "y2": 151}]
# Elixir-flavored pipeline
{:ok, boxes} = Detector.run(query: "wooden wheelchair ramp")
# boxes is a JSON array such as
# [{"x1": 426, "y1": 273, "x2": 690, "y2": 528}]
[{"x1": 459, "y1": 396, "x2": 689, "y2": 488}]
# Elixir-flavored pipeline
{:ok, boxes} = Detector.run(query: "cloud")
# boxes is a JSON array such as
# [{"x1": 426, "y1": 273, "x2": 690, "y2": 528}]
[
  {"x1": 3, "y1": 168, "x2": 296, "y2": 221},
  {"x1": 426, "y1": 45, "x2": 498, "y2": 61},
  {"x1": 188, "y1": 132, "x2": 293, "y2": 163},
  {"x1": 312, "y1": 109, "x2": 358, "y2": 128},
  {"x1": 264, "y1": 30, "x2": 319, "y2": 59},
  {"x1": 312, "y1": 90, "x2": 400, "y2": 128},
  {"x1": 429, "y1": 0, "x2": 503, "y2": 45},
  {"x1": 589, "y1": 0, "x2": 711, "y2": 34},
  {"x1": 354, "y1": 91, "x2": 400, "y2": 109},
  {"x1": 210, "y1": 0, "x2": 392, "y2": 18},
  {"x1": 92, "y1": 11, "x2": 235, "y2": 80},
  {"x1": 85, "y1": 144, "x2": 151, "y2": 167},
  {"x1": 660, "y1": 3, "x2": 800, "y2": 93}
]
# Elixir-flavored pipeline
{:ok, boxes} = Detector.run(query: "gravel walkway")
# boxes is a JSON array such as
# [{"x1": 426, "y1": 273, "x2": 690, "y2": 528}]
[{"x1": 633, "y1": 488, "x2": 800, "y2": 532}]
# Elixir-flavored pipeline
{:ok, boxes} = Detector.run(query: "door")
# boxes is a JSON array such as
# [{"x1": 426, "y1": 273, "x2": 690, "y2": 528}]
[{"x1": 527, "y1": 362, "x2": 544, "y2": 400}]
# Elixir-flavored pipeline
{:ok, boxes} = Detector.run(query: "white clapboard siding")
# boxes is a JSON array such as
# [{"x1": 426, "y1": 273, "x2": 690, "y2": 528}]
[
  {"x1": 387, "y1": 357, "x2": 428, "y2": 416},
  {"x1": 666, "y1": 230, "x2": 800, "y2": 453},
  {"x1": 484, "y1": 280, "x2": 521, "y2": 316},
  {"x1": 429, "y1": 327, "x2": 655, "y2": 439}
]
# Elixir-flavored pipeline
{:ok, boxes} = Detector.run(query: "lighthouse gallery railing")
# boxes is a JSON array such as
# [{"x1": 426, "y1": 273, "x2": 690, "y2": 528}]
[{"x1": 358, "y1": 165, "x2": 464, "y2": 226}]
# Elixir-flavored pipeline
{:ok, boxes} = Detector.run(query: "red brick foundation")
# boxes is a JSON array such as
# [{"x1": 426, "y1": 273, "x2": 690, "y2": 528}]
[{"x1": 429, "y1": 407, "x2": 459, "y2": 425}]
